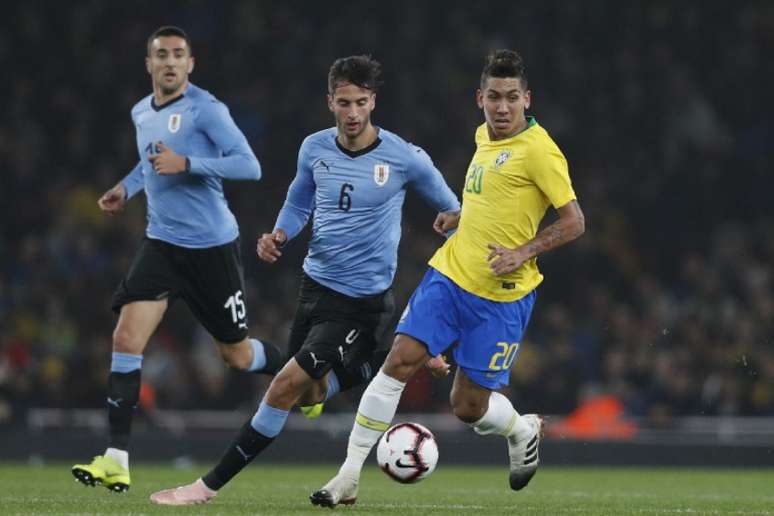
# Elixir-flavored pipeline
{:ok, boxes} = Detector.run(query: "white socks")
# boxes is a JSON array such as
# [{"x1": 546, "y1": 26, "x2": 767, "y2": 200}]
[
  {"x1": 471, "y1": 391, "x2": 532, "y2": 442},
  {"x1": 340, "y1": 370, "x2": 406, "y2": 476},
  {"x1": 105, "y1": 447, "x2": 129, "y2": 470}
]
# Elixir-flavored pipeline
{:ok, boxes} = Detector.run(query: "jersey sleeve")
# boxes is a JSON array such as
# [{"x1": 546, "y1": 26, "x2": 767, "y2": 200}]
[
  {"x1": 404, "y1": 144, "x2": 461, "y2": 213},
  {"x1": 528, "y1": 138, "x2": 576, "y2": 208},
  {"x1": 273, "y1": 141, "x2": 316, "y2": 241},
  {"x1": 121, "y1": 161, "x2": 145, "y2": 200},
  {"x1": 187, "y1": 101, "x2": 262, "y2": 181}
]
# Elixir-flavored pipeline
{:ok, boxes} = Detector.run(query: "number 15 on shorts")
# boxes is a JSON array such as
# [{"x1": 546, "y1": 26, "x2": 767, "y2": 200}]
[
  {"x1": 224, "y1": 290, "x2": 246, "y2": 328},
  {"x1": 488, "y1": 342, "x2": 520, "y2": 371}
]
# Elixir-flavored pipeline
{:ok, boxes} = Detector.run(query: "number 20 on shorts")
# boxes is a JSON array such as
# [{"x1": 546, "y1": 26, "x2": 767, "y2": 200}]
[{"x1": 488, "y1": 342, "x2": 520, "y2": 371}]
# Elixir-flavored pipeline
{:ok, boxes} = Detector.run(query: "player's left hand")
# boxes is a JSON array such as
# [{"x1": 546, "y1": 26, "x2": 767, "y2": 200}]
[
  {"x1": 487, "y1": 243, "x2": 528, "y2": 275},
  {"x1": 433, "y1": 211, "x2": 460, "y2": 236},
  {"x1": 425, "y1": 354, "x2": 450, "y2": 378},
  {"x1": 149, "y1": 142, "x2": 187, "y2": 175}
]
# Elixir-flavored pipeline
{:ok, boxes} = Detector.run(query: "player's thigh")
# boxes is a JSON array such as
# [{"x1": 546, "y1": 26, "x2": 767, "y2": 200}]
[
  {"x1": 113, "y1": 299, "x2": 168, "y2": 354},
  {"x1": 394, "y1": 268, "x2": 461, "y2": 360},
  {"x1": 453, "y1": 290, "x2": 536, "y2": 390},
  {"x1": 178, "y1": 238, "x2": 249, "y2": 344}
]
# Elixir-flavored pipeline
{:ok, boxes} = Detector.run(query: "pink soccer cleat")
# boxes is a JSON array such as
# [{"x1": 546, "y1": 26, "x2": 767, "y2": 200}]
[{"x1": 149, "y1": 478, "x2": 217, "y2": 506}]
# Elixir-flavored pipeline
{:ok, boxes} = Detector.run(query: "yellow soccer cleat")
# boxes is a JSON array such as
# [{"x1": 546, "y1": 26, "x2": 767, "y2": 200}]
[
  {"x1": 300, "y1": 403, "x2": 324, "y2": 420},
  {"x1": 72, "y1": 455, "x2": 131, "y2": 492}
]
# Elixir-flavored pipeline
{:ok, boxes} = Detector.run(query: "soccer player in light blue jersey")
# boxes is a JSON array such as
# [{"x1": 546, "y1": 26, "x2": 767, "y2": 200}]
[
  {"x1": 149, "y1": 55, "x2": 460, "y2": 506},
  {"x1": 72, "y1": 26, "x2": 284, "y2": 494}
]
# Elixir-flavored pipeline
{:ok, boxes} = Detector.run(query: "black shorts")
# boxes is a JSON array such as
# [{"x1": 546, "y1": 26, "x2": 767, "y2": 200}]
[
  {"x1": 289, "y1": 273, "x2": 394, "y2": 390},
  {"x1": 111, "y1": 237, "x2": 249, "y2": 344}
]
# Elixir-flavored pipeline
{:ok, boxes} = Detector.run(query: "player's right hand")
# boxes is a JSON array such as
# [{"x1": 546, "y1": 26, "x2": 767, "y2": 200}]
[
  {"x1": 257, "y1": 229, "x2": 287, "y2": 263},
  {"x1": 425, "y1": 354, "x2": 450, "y2": 378},
  {"x1": 433, "y1": 211, "x2": 460, "y2": 236},
  {"x1": 97, "y1": 184, "x2": 127, "y2": 215}
]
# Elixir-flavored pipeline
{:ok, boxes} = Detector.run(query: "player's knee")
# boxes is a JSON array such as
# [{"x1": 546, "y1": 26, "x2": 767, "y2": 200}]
[{"x1": 112, "y1": 326, "x2": 143, "y2": 354}]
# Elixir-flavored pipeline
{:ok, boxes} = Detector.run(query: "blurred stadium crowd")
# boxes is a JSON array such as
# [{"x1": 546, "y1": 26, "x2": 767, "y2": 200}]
[{"x1": 2, "y1": 2, "x2": 773, "y2": 427}]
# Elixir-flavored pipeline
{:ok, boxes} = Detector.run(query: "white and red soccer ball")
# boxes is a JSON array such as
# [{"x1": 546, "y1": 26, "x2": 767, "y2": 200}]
[{"x1": 376, "y1": 422, "x2": 439, "y2": 483}]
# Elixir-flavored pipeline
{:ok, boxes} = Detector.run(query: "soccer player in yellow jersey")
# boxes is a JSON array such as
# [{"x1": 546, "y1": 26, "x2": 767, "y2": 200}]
[{"x1": 311, "y1": 50, "x2": 585, "y2": 507}]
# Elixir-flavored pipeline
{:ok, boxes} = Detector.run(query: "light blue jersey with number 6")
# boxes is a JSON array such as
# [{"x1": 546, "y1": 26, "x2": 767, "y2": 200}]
[{"x1": 274, "y1": 127, "x2": 460, "y2": 297}]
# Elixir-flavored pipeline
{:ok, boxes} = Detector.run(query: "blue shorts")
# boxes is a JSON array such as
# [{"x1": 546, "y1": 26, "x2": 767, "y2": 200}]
[{"x1": 396, "y1": 267, "x2": 536, "y2": 389}]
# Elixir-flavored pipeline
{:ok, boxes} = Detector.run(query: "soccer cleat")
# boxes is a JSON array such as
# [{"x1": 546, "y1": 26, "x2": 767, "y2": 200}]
[
  {"x1": 507, "y1": 414, "x2": 544, "y2": 491},
  {"x1": 72, "y1": 455, "x2": 131, "y2": 492},
  {"x1": 149, "y1": 478, "x2": 217, "y2": 506},
  {"x1": 309, "y1": 473, "x2": 359, "y2": 508},
  {"x1": 300, "y1": 403, "x2": 324, "y2": 420}
]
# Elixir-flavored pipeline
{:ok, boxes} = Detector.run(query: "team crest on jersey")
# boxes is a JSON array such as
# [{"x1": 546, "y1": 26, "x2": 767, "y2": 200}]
[
  {"x1": 494, "y1": 150, "x2": 512, "y2": 168},
  {"x1": 168, "y1": 114, "x2": 182, "y2": 133},
  {"x1": 374, "y1": 164, "x2": 390, "y2": 186}
]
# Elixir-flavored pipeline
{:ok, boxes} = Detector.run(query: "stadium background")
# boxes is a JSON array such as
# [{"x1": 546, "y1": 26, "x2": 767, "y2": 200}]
[{"x1": 2, "y1": 1, "x2": 773, "y2": 465}]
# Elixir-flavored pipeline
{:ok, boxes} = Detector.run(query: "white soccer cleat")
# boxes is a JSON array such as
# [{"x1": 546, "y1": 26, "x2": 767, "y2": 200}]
[
  {"x1": 309, "y1": 472, "x2": 359, "y2": 508},
  {"x1": 507, "y1": 414, "x2": 544, "y2": 490},
  {"x1": 149, "y1": 478, "x2": 217, "y2": 506}
]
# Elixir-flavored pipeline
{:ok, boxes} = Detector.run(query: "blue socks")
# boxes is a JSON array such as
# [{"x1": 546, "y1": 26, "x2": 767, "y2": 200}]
[
  {"x1": 110, "y1": 352, "x2": 143, "y2": 373},
  {"x1": 250, "y1": 400, "x2": 289, "y2": 438},
  {"x1": 247, "y1": 339, "x2": 267, "y2": 372}
]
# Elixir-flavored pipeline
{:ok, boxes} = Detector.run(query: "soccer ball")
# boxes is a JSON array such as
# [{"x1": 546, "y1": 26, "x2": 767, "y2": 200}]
[{"x1": 376, "y1": 422, "x2": 439, "y2": 483}]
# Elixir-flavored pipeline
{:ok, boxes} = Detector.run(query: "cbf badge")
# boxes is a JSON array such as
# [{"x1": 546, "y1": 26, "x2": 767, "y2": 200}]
[
  {"x1": 494, "y1": 150, "x2": 512, "y2": 168},
  {"x1": 168, "y1": 114, "x2": 182, "y2": 133},
  {"x1": 374, "y1": 164, "x2": 390, "y2": 186}
]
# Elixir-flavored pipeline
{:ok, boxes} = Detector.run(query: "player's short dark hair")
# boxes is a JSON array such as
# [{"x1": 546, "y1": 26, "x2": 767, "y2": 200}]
[
  {"x1": 481, "y1": 49, "x2": 528, "y2": 89},
  {"x1": 147, "y1": 26, "x2": 193, "y2": 56},
  {"x1": 328, "y1": 55, "x2": 383, "y2": 94}
]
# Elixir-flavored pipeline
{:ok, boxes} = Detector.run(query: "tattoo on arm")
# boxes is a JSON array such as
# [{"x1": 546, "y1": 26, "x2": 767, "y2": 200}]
[{"x1": 521, "y1": 201, "x2": 585, "y2": 260}]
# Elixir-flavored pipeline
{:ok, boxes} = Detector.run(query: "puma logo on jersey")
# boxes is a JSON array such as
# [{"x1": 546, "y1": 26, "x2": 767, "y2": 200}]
[{"x1": 310, "y1": 353, "x2": 325, "y2": 368}]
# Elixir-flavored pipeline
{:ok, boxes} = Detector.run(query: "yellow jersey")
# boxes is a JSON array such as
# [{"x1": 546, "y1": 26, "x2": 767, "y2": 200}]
[{"x1": 429, "y1": 117, "x2": 576, "y2": 302}]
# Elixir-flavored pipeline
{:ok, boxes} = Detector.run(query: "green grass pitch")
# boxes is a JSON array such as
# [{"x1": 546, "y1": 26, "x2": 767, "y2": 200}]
[{"x1": 3, "y1": 464, "x2": 773, "y2": 514}]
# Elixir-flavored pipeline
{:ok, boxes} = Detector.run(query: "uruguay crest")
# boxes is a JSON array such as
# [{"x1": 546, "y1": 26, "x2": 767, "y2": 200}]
[
  {"x1": 374, "y1": 164, "x2": 390, "y2": 186},
  {"x1": 494, "y1": 150, "x2": 512, "y2": 168},
  {"x1": 168, "y1": 114, "x2": 182, "y2": 133}
]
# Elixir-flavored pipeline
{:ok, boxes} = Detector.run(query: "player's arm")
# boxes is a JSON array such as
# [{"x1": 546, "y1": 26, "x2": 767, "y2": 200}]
[
  {"x1": 257, "y1": 143, "x2": 316, "y2": 263},
  {"x1": 488, "y1": 142, "x2": 584, "y2": 275},
  {"x1": 405, "y1": 145, "x2": 461, "y2": 236},
  {"x1": 98, "y1": 161, "x2": 144, "y2": 215},
  {"x1": 488, "y1": 200, "x2": 585, "y2": 275},
  {"x1": 152, "y1": 101, "x2": 261, "y2": 179}
]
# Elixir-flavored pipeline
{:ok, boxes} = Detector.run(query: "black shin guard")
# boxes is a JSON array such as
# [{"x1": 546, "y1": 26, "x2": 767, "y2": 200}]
[
  {"x1": 202, "y1": 421, "x2": 274, "y2": 490},
  {"x1": 107, "y1": 370, "x2": 141, "y2": 449}
]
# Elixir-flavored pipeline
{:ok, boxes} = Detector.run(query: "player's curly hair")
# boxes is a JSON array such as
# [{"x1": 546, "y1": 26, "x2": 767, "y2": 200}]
[
  {"x1": 328, "y1": 55, "x2": 383, "y2": 94},
  {"x1": 481, "y1": 49, "x2": 527, "y2": 88},
  {"x1": 147, "y1": 26, "x2": 193, "y2": 56}
]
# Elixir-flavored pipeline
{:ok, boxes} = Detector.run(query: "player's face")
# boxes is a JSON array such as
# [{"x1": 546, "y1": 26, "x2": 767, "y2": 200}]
[
  {"x1": 477, "y1": 77, "x2": 531, "y2": 139},
  {"x1": 146, "y1": 36, "x2": 194, "y2": 96},
  {"x1": 327, "y1": 83, "x2": 376, "y2": 140}
]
